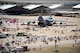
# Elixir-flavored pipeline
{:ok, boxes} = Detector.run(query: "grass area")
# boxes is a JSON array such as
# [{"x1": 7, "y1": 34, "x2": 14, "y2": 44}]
[{"x1": 22, "y1": 44, "x2": 80, "y2": 53}]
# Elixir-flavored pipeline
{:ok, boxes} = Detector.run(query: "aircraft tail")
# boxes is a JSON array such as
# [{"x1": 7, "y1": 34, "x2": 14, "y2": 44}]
[
  {"x1": 38, "y1": 15, "x2": 44, "y2": 23},
  {"x1": 50, "y1": 9, "x2": 52, "y2": 19}
]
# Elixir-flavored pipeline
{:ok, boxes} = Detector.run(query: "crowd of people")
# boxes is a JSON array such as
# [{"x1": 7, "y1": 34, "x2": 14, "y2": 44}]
[{"x1": 0, "y1": 17, "x2": 80, "y2": 53}]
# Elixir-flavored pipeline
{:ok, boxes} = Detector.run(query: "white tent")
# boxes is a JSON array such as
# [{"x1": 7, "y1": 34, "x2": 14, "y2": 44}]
[
  {"x1": 73, "y1": 4, "x2": 80, "y2": 8},
  {"x1": 0, "y1": 33, "x2": 6, "y2": 38},
  {"x1": 16, "y1": 46, "x2": 23, "y2": 51},
  {"x1": 49, "y1": 4, "x2": 63, "y2": 9},
  {"x1": 54, "y1": 11, "x2": 80, "y2": 14},
  {"x1": 2, "y1": 32, "x2": 9, "y2": 34}
]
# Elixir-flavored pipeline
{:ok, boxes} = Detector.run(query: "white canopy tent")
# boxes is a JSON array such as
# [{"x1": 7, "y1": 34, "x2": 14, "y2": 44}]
[
  {"x1": 73, "y1": 4, "x2": 80, "y2": 9},
  {"x1": 54, "y1": 11, "x2": 80, "y2": 14},
  {"x1": 2, "y1": 32, "x2": 9, "y2": 34},
  {"x1": 49, "y1": 4, "x2": 63, "y2": 9}
]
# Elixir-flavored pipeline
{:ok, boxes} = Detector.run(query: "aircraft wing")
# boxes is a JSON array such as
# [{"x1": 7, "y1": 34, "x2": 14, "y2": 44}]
[
  {"x1": 52, "y1": 19, "x2": 74, "y2": 23},
  {"x1": 46, "y1": 19, "x2": 53, "y2": 22},
  {"x1": 43, "y1": 17, "x2": 73, "y2": 23},
  {"x1": 26, "y1": 19, "x2": 37, "y2": 23},
  {"x1": 44, "y1": 17, "x2": 53, "y2": 22},
  {"x1": 44, "y1": 17, "x2": 52, "y2": 20}
]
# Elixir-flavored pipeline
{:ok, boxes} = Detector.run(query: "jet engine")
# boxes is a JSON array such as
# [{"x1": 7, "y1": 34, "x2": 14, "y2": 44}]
[
  {"x1": 60, "y1": 22, "x2": 62, "y2": 24},
  {"x1": 53, "y1": 21, "x2": 56, "y2": 24}
]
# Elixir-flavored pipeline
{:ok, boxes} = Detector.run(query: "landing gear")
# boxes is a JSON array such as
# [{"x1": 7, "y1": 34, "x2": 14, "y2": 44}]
[
  {"x1": 46, "y1": 20, "x2": 52, "y2": 26},
  {"x1": 38, "y1": 22, "x2": 46, "y2": 27},
  {"x1": 53, "y1": 22, "x2": 56, "y2": 24},
  {"x1": 60, "y1": 22, "x2": 62, "y2": 25}
]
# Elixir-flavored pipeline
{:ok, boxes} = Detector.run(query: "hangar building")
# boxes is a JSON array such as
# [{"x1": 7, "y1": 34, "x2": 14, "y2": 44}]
[{"x1": 0, "y1": 4, "x2": 30, "y2": 15}]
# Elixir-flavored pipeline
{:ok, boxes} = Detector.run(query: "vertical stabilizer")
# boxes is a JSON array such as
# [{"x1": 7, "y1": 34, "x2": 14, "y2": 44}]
[
  {"x1": 50, "y1": 9, "x2": 52, "y2": 17},
  {"x1": 49, "y1": 9, "x2": 52, "y2": 19},
  {"x1": 38, "y1": 15, "x2": 44, "y2": 23}
]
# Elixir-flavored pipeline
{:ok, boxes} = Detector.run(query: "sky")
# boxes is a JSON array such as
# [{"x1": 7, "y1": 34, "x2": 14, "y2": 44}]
[{"x1": 0, "y1": 0, "x2": 80, "y2": 4}]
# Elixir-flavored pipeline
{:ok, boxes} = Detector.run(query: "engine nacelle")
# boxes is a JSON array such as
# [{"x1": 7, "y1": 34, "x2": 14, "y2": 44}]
[
  {"x1": 53, "y1": 21, "x2": 56, "y2": 24},
  {"x1": 32, "y1": 21, "x2": 35, "y2": 24},
  {"x1": 60, "y1": 22, "x2": 62, "y2": 24},
  {"x1": 38, "y1": 22, "x2": 46, "y2": 27}
]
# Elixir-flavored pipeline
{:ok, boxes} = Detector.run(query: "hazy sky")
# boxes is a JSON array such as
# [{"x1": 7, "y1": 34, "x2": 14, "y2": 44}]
[{"x1": 0, "y1": 0, "x2": 80, "y2": 4}]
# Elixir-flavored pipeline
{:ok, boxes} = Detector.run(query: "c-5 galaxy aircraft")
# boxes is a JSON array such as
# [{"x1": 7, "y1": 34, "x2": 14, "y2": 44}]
[
  {"x1": 38, "y1": 15, "x2": 53, "y2": 27},
  {"x1": 38, "y1": 10, "x2": 73, "y2": 27},
  {"x1": 25, "y1": 10, "x2": 73, "y2": 27},
  {"x1": 37, "y1": 15, "x2": 73, "y2": 27}
]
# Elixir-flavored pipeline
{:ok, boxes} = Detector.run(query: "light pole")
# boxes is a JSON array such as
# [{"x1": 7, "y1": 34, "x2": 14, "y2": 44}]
[{"x1": 54, "y1": 40, "x2": 58, "y2": 52}]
